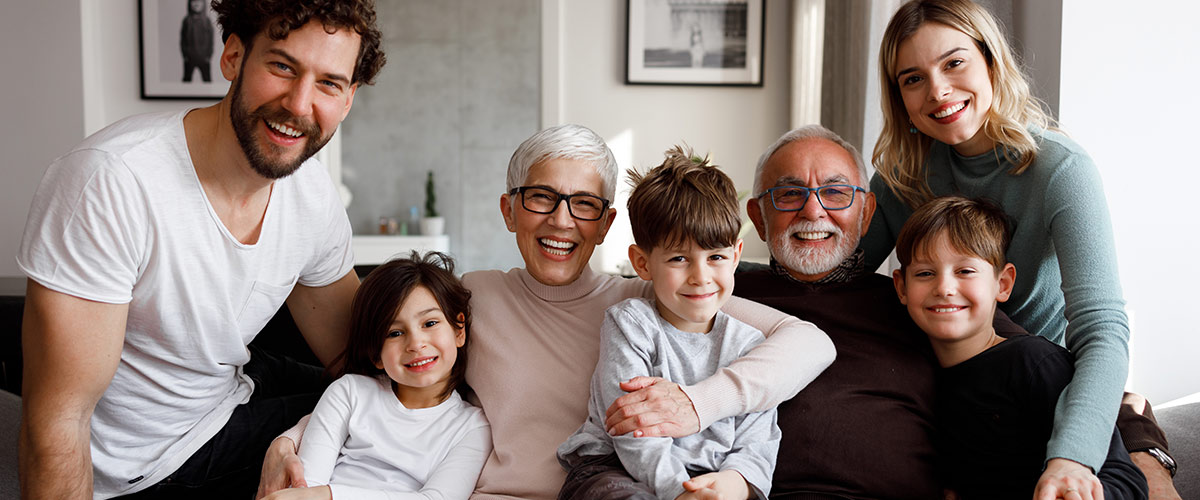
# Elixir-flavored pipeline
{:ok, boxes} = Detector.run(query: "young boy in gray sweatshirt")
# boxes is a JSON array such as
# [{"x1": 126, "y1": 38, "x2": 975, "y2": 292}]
[{"x1": 557, "y1": 146, "x2": 781, "y2": 500}]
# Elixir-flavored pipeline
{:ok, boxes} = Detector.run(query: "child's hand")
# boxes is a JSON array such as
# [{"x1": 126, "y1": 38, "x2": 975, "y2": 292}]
[
  {"x1": 1033, "y1": 458, "x2": 1103, "y2": 500},
  {"x1": 675, "y1": 470, "x2": 751, "y2": 500},
  {"x1": 261, "y1": 485, "x2": 332, "y2": 500}
]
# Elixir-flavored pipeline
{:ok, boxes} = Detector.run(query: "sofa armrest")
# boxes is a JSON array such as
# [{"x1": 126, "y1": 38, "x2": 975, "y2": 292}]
[{"x1": 1158, "y1": 402, "x2": 1199, "y2": 497}]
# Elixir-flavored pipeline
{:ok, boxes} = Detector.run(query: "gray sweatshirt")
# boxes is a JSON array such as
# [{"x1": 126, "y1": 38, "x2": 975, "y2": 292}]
[{"x1": 557, "y1": 297, "x2": 780, "y2": 499}]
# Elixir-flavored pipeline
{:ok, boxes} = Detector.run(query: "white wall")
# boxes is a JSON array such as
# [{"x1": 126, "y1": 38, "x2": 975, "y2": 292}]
[
  {"x1": 0, "y1": 1, "x2": 346, "y2": 279},
  {"x1": 1060, "y1": 0, "x2": 1200, "y2": 404},
  {"x1": 550, "y1": 1, "x2": 793, "y2": 270},
  {"x1": 0, "y1": 3, "x2": 87, "y2": 278},
  {"x1": 0, "y1": 1, "x2": 214, "y2": 279},
  {"x1": 81, "y1": 0, "x2": 216, "y2": 136}
]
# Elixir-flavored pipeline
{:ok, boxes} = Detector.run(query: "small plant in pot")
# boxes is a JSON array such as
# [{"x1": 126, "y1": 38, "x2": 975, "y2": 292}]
[{"x1": 419, "y1": 170, "x2": 445, "y2": 236}]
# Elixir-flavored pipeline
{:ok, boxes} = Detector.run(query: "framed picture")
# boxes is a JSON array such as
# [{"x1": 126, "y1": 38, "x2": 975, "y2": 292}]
[
  {"x1": 625, "y1": 0, "x2": 765, "y2": 86},
  {"x1": 138, "y1": 0, "x2": 230, "y2": 99}
]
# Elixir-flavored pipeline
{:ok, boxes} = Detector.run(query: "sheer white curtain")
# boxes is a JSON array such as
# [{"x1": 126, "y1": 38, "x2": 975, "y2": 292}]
[
  {"x1": 789, "y1": 0, "x2": 825, "y2": 128},
  {"x1": 789, "y1": 0, "x2": 901, "y2": 163}
]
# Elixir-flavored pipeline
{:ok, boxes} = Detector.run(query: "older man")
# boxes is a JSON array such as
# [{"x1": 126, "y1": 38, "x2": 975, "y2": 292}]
[
  {"x1": 741, "y1": 125, "x2": 1178, "y2": 499},
  {"x1": 738, "y1": 125, "x2": 969, "y2": 498}
]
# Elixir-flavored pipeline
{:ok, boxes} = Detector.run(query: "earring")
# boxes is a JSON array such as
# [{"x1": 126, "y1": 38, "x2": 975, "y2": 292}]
[{"x1": 908, "y1": 121, "x2": 918, "y2": 134}]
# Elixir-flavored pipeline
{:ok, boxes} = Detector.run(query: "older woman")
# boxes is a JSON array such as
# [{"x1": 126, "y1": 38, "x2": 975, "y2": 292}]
[{"x1": 259, "y1": 124, "x2": 834, "y2": 500}]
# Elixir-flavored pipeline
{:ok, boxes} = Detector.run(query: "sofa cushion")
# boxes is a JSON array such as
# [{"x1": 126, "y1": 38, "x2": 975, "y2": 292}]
[{"x1": 1158, "y1": 402, "x2": 1199, "y2": 497}]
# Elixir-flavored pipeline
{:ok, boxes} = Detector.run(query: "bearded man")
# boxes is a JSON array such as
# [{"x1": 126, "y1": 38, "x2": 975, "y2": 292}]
[
  {"x1": 16, "y1": 1, "x2": 385, "y2": 497},
  {"x1": 738, "y1": 125, "x2": 950, "y2": 498}
]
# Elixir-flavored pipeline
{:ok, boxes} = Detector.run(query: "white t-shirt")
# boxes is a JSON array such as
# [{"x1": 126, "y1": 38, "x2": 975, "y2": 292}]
[
  {"x1": 16, "y1": 110, "x2": 354, "y2": 498},
  {"x1": 299, "y1": 375, "x2": 491, "y2": 500}
]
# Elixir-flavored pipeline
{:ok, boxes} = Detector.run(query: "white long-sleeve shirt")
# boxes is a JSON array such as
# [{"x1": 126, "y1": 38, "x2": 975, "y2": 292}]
[{"x1": 299, "y1": 374, "x2": 491, "y2": 500}]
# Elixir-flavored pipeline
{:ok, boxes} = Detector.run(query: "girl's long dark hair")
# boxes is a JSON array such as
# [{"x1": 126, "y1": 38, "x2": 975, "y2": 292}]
[{"x1": 335, "y1": 251, "x2": 472, "y2": 400}]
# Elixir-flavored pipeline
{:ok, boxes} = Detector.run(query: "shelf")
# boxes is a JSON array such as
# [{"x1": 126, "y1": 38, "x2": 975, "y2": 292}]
[{"x1": 352, "y1": 235, "x2": 450, "y2": 266}]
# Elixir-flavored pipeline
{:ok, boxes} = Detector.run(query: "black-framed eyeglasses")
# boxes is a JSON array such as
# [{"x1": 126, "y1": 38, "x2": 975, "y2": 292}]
[
  {"x1": 756, "y1": 184, "x2": 866, "y2": 212},
  {"x1": 509, "y1": 186, "x2": 611, "y2": 221}
]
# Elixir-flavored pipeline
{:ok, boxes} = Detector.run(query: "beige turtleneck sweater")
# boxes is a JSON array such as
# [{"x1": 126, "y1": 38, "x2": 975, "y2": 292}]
[{"x1": 464, "y1": 267, "x2": 833, "y2": 500}]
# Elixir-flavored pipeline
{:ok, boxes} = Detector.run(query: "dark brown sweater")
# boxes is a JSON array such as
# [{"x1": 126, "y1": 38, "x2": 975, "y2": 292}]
[{"x1": 734, "y1": 269, "x2": 942, "y2": 499}]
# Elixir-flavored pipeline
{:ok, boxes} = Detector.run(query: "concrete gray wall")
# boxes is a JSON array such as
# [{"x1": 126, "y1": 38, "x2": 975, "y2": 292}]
[{"x1": 340, "y1": 0, "x2": 539, "y2": 272}]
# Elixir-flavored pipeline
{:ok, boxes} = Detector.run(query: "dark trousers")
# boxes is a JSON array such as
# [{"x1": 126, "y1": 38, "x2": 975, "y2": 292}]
[
  {"x1": 183, "y1": 59, "x2": 212, "y2": 83},
  {"x1": 116, "y1": 346, "x2": 327, "y2": 499},
  {"x1": 559, "y1": 454, "x2": 657, "y2": 500}
]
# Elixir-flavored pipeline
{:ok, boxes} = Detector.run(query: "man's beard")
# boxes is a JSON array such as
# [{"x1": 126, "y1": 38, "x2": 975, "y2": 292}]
[
  {"x1": 769, "y1": 210, "x2": 863, "y2": 277},
  {"x1": 229, "y1": 75, "x2": 332, "y2": 180}
]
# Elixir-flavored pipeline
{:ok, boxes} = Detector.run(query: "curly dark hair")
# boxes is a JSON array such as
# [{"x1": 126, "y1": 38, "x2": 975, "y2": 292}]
[{"x1": 211, "y1": 0, "x2": 386, "y2": 85}]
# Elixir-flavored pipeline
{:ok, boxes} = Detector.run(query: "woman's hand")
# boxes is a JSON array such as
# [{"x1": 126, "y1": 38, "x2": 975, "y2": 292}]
[
  {"x1": 256, "y1": 437, "x2": 308, "y2": 499},
  {"x1": 675, "y1": 470, "x2": 750, "y2": 500},
  {"x1": 604, "y1": 376, "x2": 699, "y2": 438},
  {"x1": 1033, "y1": 458, "x2": 1104, "y2": 500},
  {"x1": 261, "y1": 485, "x2": 332, "y2": 500}
]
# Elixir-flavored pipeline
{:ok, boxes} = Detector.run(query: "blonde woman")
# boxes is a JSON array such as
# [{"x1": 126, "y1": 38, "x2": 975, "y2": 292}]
[{"x1": 862, "y1": 1, "x2": 1176, "y2": 499}]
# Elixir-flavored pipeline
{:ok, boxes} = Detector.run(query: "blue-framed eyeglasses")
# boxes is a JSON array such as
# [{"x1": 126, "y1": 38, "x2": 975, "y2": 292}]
[
  {"x1": 756, "y1": 184, "x2": 866, "y2": 212},
  {"x1": 509, "y1": 186, "x2": 611, "y2": 221}
]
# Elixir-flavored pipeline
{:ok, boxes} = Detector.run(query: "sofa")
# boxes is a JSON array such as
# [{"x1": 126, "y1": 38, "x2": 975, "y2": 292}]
[
  {"x1": 0, "y1": 294, "x2": 319, "y2": 498},
  {"x1": 1, "y1": 295, "x2": 1197, "y2": 497}
]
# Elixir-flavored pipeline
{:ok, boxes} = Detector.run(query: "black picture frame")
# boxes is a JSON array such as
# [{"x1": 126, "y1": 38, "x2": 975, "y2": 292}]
[
  {"x1": 138, "y1": 0, "x2": 230, "y2": 99},
  {"x1": 625, "y1": 0, "x2": 765, "y2": 86}
]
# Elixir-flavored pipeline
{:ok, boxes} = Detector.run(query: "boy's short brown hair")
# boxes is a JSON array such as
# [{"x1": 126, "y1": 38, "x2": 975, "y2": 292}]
[
  {"x1": 895, "y1": 196, "x2": 1011, "y2": 273},
  {"x1": 626, "y1": 145, "x2": 741, "y2": 251}
]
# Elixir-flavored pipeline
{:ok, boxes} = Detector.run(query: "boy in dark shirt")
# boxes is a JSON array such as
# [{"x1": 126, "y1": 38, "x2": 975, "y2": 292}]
[{"x1": 891, "y1": 196, "x2": 1147, "y2": 500}]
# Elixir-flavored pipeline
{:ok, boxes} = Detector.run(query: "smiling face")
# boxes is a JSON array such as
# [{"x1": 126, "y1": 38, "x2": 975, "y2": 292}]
[
  {"x1": 747, "y1": 138, "x2": 875, "y2": 282},
  {"x1": 893, "y1": 232, "x2": 1015, "y2": 366},
  {"x1": 630, "y1": 239, "x2": 742, "y2": 333},
  {"x1": 221, "y1": 20, "x2": 360, "y2": 179},
  {"x1": 501, "y1": 158, "x2": 617, "y2": 286},
  {"x1": 376, "y1": 286, "x2": 466, "y2": 408},
  {"x1": 895, "y1": 22, "x2": 995, "y2": 156}
]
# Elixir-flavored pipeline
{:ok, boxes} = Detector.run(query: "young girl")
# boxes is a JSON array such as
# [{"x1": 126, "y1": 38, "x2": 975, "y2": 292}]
[
  {"x1": 280, "y1": 252, "x2": 491, "y2": 500},
  {"x1": 862, "y1": 0, "x2": 1166, "y2": 497}
]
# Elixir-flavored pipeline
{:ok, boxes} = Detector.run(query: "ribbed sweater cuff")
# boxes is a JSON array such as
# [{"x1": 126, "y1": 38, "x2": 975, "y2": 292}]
[
  {"x1": 279, "y1": 413, "x2": 310, "y2": 448},
  {"x1": 1117, "y1": 401, "x2": 1171, "y2": 452},
  {"x1": 680, "y1": 377, "x2": 744, "y2": 432}
]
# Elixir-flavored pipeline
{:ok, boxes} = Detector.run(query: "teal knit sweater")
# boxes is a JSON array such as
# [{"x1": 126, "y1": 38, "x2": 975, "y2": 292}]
[{"x1": 862, "y1": 130, "x2": 1129, "y2": 471}]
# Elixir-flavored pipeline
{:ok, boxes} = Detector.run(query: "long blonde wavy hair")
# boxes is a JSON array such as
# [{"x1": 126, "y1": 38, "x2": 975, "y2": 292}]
[{"x1": 873, "y1": 0, "x2": 1053, "y2": 209}]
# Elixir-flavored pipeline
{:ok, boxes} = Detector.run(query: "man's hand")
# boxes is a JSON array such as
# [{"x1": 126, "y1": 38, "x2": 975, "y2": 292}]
[
  {"x1": 261, "y1": 485, "x2": 331, "y2": 500},
  {"x1": 256, "y1": 437, "x2": 307, "y2": 499},
  {"x1": 1033, "y1": 458, "x2": 1103, "y2": 500},
  {"x1": 676, "y1": 470, "x2": 751, "y2": 500},
  {"x1": 605, "y1": 376, "x2": 699, "y2": 438},
  {"x1": 1129, "y1": 451, "x2": 1182, "y2": 500}
]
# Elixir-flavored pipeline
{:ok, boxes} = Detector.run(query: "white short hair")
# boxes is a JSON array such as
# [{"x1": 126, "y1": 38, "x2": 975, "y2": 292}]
[
  {"x1": 506, "y1": 124, "x2": 619, "y2": 201},
  {"x1": 753, "y1": 125, "x2": 870, "y2": 195}
]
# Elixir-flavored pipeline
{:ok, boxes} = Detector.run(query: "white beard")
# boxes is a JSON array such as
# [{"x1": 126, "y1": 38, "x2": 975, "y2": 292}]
[{"x1": 769, "y1": 210, "x2": 863, "y2": 277}]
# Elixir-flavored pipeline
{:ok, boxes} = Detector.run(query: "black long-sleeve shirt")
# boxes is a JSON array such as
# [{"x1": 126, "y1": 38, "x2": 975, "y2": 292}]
[{"x1": 937, "y1": 334, "x2": 1148, "y2": 499}]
